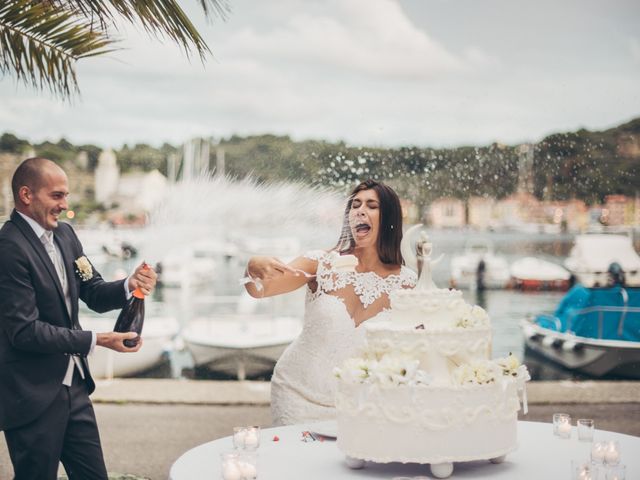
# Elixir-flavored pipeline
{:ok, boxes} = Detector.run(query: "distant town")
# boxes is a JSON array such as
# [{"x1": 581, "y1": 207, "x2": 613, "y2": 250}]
[{"x1": 1, "y1": 145, "x2": 637, "y2": 232}]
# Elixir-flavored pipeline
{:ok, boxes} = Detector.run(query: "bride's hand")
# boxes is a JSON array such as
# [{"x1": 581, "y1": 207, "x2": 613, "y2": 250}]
[
  {"x1": 247, "y1": 256, "x2": 297, "y2": 281},
  {"x1": 244, "y1": 255, "x2": 317, "y2": 298}
]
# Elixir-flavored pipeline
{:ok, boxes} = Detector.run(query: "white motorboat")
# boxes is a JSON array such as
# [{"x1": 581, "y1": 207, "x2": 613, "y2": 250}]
[
  {"x1": 82, "y1": 316, "x2": 180, "y2": 379},
  {"x1": 510, "y1": 256, "x2": 571, "y2": 291},
  {"x1": 182, "y1": 314, "x2": 302, "y2": 380},
  {"x1": 564, "y1": 234, "x2": 640, "y2": 287},
  {"x1": 450, "y1": 239, "x2": 510, "y2": 289}
]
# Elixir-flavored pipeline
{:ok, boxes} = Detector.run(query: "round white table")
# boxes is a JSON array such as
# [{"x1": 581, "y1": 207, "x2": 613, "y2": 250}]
[{"x1": 170, "y1": 421, "x2": 639, "y2": 479}]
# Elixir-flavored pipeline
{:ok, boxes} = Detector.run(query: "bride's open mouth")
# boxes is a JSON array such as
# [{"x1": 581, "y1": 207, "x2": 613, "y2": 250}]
[{"x1": 354, "y1": 223, "x2": 371, "y2": 238}]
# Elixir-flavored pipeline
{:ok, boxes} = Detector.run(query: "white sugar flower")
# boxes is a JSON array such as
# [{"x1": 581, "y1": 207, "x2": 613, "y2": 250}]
[
  {"x1": 371, "y1": 353, "x2": 419, "y2": 386},
  {"x1": 334, "y1": 357, "x2": 374, "y2": 384},
  {"x1": 496, "y1": 353, "x2": 521, "y2": 377},
  {"x1": 473, "y1": 362, "x2": 498, "y2": 384},
  {"x1": 453, "y1": 360, "x2": 498, "y2": 385},
  {"x1": 453, "y1": 363, "x2": 476, "y2": 385},
  {"x1": 456, "y1": 305, "x2": 489, "y2": 328}
]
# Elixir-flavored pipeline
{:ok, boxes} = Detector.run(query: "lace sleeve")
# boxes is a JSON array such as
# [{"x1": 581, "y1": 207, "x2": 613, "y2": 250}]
[{"x1": 400, "y1": 266, "x2": 418, "y2": 288}]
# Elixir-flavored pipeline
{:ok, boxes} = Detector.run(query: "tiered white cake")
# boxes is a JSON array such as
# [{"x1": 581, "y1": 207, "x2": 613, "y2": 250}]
[{"x1": 334, "y1": 236, "x2": 529, "y2": 478}]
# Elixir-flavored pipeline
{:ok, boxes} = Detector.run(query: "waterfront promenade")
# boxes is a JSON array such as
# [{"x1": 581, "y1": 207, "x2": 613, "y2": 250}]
[{"x1": 1, "y1": 379, "x2": 639, "y2": 479}]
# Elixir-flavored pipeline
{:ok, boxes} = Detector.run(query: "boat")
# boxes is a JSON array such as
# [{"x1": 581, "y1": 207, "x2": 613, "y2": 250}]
[
  {"x1": 82, "y1": 316, "x2": 180, "y2": 379},
  {"x1": 564, "y1": 234, "x2": 640, "y2": 287},
  {"x1": 520, "y1": 284, "x2": 640, "y2": 379},
  {"x1": 449, "y1": 239, "x2": 510, "y2": 289},
  {"x1": 509, "y1": 256, "x2": 571, "y2": 291},
  {"x1": 182, "y1": 313, "x2": 302, "y2": 380}
]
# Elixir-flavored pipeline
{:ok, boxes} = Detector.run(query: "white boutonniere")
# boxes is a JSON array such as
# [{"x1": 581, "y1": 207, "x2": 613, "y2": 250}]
[{"x1": 74, "y1": 256, "x2": 93, "y2": 281}]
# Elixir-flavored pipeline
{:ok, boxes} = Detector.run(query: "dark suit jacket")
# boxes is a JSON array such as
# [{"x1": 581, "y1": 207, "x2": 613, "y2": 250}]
[{"x1": 0, "y1": 209, "x2": 127, "y2": 431}]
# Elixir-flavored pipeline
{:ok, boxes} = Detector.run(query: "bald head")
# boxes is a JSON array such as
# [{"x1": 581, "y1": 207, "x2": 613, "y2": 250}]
[{"x1": 11, "y1": 158, "x2": 65, "y2": 206}]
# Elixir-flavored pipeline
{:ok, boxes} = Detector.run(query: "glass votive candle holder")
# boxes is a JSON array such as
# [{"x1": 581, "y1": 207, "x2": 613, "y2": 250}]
[
  {"x1": 591, "y1": 441, "x2": 607, "y2": 464},
  {"x1": 221, "y1": 451, "x2": 258, "y2": 480},
  {"x1": 232, "y1": 426, "x2": 261, "y2": 450},
  {"x1": 577, "y1": 418, "x2": 595, "y2": 442},
  {"x1": 571, "y1": 460, "x2": 595, "y2": 480},
  {"x1": 553, "y1": 413, "x2": 572, "y2": 438},
  {"x1": 605, "y1": 464, "x2": 626, "y2": 480},
  {"x1": 604, "y1": 440, "x2": 621, "y2": 466}
]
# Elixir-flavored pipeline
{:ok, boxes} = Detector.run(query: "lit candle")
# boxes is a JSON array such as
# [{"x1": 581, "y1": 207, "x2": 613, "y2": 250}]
[
  {"x1": 233, "y1": 430, "x2": 247, "y2": 449},
  {"x1": 238, "y1": 461, "x2": 257, "y2": 480},
  {"x1": 222, "y1": 460, "x2": 242, "y2": 480},
  {"x1": 244, "y1": 431, "x2": 259, "y2": 449},
  {"x1": 578, "y1": 469, "x2": 591, "y2": 480},
  {"x1": 605, "y1": 441, "x2": 620, "y2": 465},
  {"x1": 591, "y1": 442, "x2": 605, "y2": 463},
  {"x1": 558, "y1": 419, "x2": 571, "y2": 437}
]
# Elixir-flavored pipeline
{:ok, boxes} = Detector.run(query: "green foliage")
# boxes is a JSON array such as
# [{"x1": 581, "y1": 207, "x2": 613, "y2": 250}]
[
  {"x1": 535, "y1": 117, "x2": 640, "y2": 204},
  {"x1": 1, "y1": 116, "x2": 638, "y2": 208},
  {"x1": 116, "y1": 144, "x2": 170, "y2": 174},
  {"x1": 0, "y1": 132, "x2": 30, "y2": 153}
]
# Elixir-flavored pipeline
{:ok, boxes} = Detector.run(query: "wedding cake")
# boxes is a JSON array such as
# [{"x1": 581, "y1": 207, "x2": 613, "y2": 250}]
[{"x1": 334, "y1": 232, "x2": 529, "y2": 479}]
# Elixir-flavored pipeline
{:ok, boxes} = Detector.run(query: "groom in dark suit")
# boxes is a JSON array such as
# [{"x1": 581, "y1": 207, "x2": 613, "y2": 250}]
[{"x1": 0, "y1": 158, "x2": 157, "y2": 479}]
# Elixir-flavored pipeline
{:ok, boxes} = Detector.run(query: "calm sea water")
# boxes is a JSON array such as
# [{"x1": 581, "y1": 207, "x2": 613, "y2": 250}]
[{"x1": 80, "y1": 228, "x2": 617, "y2": 380}]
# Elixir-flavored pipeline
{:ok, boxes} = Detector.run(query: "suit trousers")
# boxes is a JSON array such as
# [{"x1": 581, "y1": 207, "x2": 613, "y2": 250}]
[{"x1": 4, "y1": 369, "x2": 108, "y2": 480}]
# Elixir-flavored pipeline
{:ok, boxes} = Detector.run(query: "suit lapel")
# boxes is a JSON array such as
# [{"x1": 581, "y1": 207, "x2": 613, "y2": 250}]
[{"x1": 9, "y1": 210, "x2": 70, "y2": 324}]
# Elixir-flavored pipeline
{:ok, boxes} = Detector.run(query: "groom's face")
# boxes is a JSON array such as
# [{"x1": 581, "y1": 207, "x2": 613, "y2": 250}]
[{"x1": 27, "y1": 165, "x2": 70, "y2": 231}]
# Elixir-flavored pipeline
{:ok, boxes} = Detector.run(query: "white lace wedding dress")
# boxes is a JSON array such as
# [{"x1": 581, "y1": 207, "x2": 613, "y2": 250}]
[{"x1": 270, "y1": 250, "x2": 417, "y2": 426}]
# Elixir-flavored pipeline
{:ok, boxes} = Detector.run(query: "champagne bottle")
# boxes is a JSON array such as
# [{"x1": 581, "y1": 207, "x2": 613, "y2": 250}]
[{"x1": 114, "y1": 268, "x2": 147, "y2": 347}]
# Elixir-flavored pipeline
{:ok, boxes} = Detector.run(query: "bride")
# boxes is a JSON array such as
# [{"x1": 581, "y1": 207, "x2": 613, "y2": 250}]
[{"x1": 244, "y1": 179, "x2": 416, "y2": 425}]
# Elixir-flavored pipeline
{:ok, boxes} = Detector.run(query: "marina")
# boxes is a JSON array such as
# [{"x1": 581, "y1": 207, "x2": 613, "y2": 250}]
[{"x1": 78, "y1": 224, "x2": 640, "y2": 381}]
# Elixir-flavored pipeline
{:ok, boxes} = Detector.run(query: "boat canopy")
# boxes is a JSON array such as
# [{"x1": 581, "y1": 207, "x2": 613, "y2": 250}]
[
  {"x1": 565, "y1": 234, "x2": 640, "y2": 273},
  {"x1": 536, "y1": 285, "x2": 640, "y2": 342}
]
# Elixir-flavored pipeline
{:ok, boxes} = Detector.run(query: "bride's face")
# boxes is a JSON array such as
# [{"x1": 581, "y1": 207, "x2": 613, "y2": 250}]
[{"x1": 349, "y1": 188, "x2": 380, "y2": 249}]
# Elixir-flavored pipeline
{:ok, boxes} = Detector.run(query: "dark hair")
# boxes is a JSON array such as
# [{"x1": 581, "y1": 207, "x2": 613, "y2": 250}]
[
  {"x1": 11, "y1": 157, "x2": 53, "y2": 204},
  {"x1": 334, "y1": 179, "x2": 404, "y2": 265}
]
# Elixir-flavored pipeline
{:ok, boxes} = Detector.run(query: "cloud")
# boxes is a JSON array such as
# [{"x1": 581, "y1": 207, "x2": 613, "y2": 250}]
[
  {"x1": 630, "y1": 37, "x2": 640, "y2": 63},
  {"x1": 221, "y1": 0, "x2": 467, "y2": 80},
  {"x1": 0, "y1": 0, "x2": 637, "y2": 149}
]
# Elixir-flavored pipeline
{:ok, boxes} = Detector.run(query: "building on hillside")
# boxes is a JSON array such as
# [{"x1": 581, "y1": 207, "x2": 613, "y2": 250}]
[
  {"x1": 428, "y1": 198, "x2": 465, "y2": 228},
  {"x1": 95, "y1": 149, "x2": 119, "y2": 205},
  {"x1": 492, "y1": 192, "x2": 539, "y2": 229},
  {"x1": 0, "y1": 153, "x2": 34, "y2": 218},
  {"x1": 400, "y1": 198, "x2": 419, "y2": 224},
  {"x1": 93, "y1": 149, "x2": 168, "y2": 223},
  {"x1": 467, "y1": 196, "x2": 496, "y2": 230},
  {"x1": 112, "y1": 169, "x2": 167, "y2": 212},
  {"x1": 602, "y1": 194, "x2": 637, "y2": 226}
]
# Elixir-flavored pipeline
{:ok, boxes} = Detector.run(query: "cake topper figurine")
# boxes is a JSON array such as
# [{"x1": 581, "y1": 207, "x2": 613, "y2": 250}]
[
  {"x1": 400, "y1": 224, "x2": 444, "y2": 289},
  {"x1": 415, "y1": 231, "x2": 443, "y2": 290}
]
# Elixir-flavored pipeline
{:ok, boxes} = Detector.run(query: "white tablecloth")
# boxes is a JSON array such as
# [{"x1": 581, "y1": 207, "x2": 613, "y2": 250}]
[{"x1": 169, "y1": 421, "x2": 639, "y2": 479}]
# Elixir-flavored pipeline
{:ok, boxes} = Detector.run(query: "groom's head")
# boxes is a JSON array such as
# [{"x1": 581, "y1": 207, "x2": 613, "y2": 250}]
[{"x1": 12, "y1": 158, "x2": 70, "y2": 230}]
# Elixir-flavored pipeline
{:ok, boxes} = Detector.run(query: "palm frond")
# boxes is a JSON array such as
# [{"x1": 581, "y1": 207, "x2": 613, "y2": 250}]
[
  {"x1": 0, "y1": 1, "x2": 227, "y2": 98},
  {"x1": 53, "y1": 0, "x2": 229, "y2": 59},
  {"x1": 0, "y1": 1, "x2": 115, "y2": 97}
]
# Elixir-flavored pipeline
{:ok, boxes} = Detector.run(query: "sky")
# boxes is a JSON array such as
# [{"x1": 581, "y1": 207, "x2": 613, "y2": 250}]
[{"x1": 1, "y1": 0, "x2": 639, "y2": 149}]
